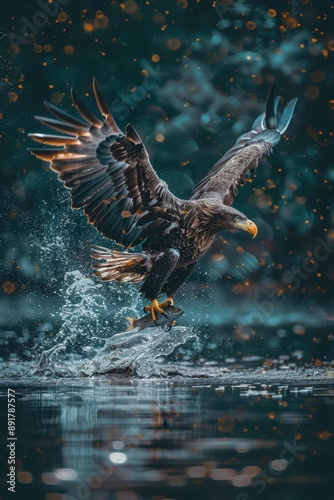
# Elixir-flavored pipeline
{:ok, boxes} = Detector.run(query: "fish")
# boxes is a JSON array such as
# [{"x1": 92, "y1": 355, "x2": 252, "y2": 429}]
[{"x1": 126, "y1": 305, "x2": 184, "y2": 332}]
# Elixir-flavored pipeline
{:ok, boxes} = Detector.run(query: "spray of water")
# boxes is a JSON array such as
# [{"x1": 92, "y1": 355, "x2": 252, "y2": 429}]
[{"x1": 31, "y1": 198, "x2": 196, "y2": 377}]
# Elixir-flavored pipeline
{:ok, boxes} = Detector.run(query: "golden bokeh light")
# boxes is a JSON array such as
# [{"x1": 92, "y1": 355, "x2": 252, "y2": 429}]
[
  {"x1": 94, "y1": 11, "x2": 109, "y2": 29},
  {"x1": 305, "y1": 85, "x2": 320, "y2": 100},
  {"x1": 51, "y1": 93, "x2": 64, "y2": 105},
  {"x1": 8, "y1": 92, "x2": 19, "y2": 102},
  {"x1": 57, "y1": 12, "x2": 68, "y2": 22},
  {"x1": 64, "y1": 45, "x2": 75, "y2": 55},
  {"x1": 83, "y1": 21, "x2": 94, "y2": 32},
  {"x1": 167, "y1": 38, "x2": 181, "y2": 50},
  {"x1": 155, "y1": 133, "x2": 165, "y2": 143},
  {"x1": 3, "y1": 281, "x2": 16, "y2": 294},
  {"x1": 121, "y1": 1, "x2": 138, "y2": 14},
  {"x1": 246, "y1": 21, "x2": 257, "y2": 31}
]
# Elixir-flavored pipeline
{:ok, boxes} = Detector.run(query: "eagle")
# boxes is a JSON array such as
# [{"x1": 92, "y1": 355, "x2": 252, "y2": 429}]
[{"x1": 29, "y1": 80, "x2": 297, "y2": 324}]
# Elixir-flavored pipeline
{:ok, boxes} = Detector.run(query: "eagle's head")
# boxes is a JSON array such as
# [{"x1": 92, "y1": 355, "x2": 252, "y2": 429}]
[
  {"x1": 220, "y1": 206, "x2": 258, "y2": 238},
  {"x1": 197, "y1": 201, "x2": 258, "y2": 238}
]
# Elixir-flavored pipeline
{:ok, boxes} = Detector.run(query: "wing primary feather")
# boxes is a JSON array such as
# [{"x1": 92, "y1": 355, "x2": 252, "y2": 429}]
[
  {"x1": 34, "y1": 115, "x2": 89, "y2": 136},
  {"x1": 252, "y1": 111, "x2": 265, "y2": 130},
  {"x1": 29, "y1": 148, "x2": 86, "y2": 161},
  {"x1": 29, "y1": 149, "x2": 62, "y2": 161},
  {"x1": 252, "y1": 95, "x2": 281, "y2": 130},
  {"x1": 126, "y1": 124, "x2": 142, "y2": 145},
  {"x1": 43, "y1": 101, "x2": 90, "y2": 128},
  {"x1": 265, "y1": 84, "x2": 277, "y2": 130},
  {"x1": 28, "y1": 133, "x2": 79, "y2": 146},
  {"x1": 278, "y1": 98, "x2": 298, "y2": 135},
  {"x1": 274, "y1": 95, "x2": 281, "y2": 116},
  {"x1": 71, "y1": 88, "x2": 103, "y2": 128},
  {"x1": 92, "y1": 77, "x2": 121, "y2": 134}
]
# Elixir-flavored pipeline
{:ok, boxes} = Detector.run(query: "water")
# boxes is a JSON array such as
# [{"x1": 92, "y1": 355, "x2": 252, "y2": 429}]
[{"x1": 1, "y1": 379, "x2": 334, "y2": 499}]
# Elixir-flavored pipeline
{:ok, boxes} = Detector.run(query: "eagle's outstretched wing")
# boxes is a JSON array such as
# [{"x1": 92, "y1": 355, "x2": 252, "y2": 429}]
[
  {"x1": 29, "y1": 78, "x2": 189, "y2": 248},
  {"x1": 190, "y1": 87, "x2": 297, "y2": 205}
]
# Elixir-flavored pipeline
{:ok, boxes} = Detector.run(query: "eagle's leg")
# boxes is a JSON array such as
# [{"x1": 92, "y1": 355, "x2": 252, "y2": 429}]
[
  {"x1": 162, "y1": 262, "x2": 197, "y2": 297},
  {"x1": 161, "y1": 262, "x2": 197, "y2": 327},
  {"x1": 140, "y1": 249, "x2": 180, "y2": 321}
]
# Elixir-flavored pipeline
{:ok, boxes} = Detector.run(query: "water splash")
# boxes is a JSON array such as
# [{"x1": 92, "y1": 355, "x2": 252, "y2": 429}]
[
  {"x1": 35, "y1": 269, "x2": 198, "y2": 378},
  {"x1": 37, "y1": 326, "x2": 198, "y2": 378},
  {"x1": 36, "y1": 269, "x2": 143, "y2": 369}
]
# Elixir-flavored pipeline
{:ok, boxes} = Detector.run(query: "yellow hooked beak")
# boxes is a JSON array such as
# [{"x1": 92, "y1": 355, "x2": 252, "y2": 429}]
[{"x1": 235, "y1": 219, "x2": 258, "y2": 238}]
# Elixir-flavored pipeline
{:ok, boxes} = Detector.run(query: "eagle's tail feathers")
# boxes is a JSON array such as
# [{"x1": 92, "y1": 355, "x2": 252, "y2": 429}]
[{"x1": 91, "y1": 246, "x2": 147, "y2": 283}]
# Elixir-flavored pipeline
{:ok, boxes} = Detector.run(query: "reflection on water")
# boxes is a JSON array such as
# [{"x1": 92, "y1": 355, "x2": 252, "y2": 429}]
[{"x1": 1, "y1": 380, "x2": 334, "y2": 499}]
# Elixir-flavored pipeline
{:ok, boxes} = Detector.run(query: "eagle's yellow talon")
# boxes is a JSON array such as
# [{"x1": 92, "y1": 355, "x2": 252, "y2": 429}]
[
  {"x1": 158, "y1": 297, "x2": 174, "y2": 309},
  {"x1": 144, "y1": 298, "x2": 164, "y2": 321},
  {"x1": 144, "y1": 297, "x2": 174, "y2": 321}
]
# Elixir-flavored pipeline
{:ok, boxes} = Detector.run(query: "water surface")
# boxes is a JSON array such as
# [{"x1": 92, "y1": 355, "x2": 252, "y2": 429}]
[{"x1": 1, "y1": 378, "x2": 334, "y2": 500}]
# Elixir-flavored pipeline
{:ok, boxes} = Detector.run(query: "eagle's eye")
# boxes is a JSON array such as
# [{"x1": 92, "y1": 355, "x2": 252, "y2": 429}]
[{"x1": 234, "y1": 215, "x2": 241, "y2": 222}]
